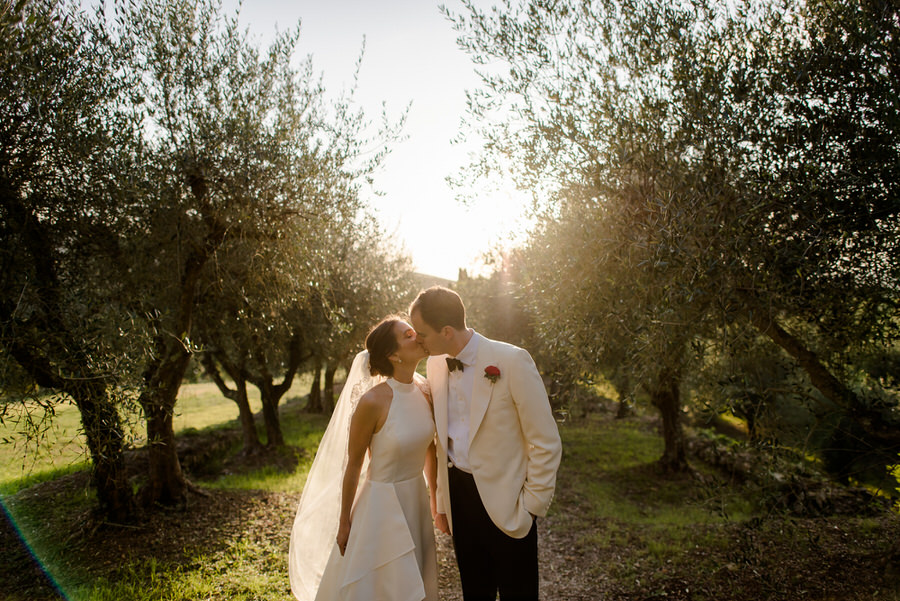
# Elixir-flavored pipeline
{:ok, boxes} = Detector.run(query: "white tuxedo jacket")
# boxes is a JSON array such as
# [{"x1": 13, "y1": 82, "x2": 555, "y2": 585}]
[{"x1": 427, "y1": 335, "x2": 562, "y2": 539}]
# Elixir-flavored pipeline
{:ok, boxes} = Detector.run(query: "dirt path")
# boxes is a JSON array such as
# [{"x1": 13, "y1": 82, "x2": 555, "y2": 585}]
[{"x1": 436, "y1": 517, "x2": 605, "y2": 601}]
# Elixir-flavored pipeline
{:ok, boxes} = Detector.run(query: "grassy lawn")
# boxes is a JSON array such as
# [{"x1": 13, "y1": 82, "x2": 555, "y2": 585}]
[
  {"x1": 0, "y1": 397, "x2": 92, "y2": 494},
  {"x1": 1, "y1": 374, "x2": 320, "y2": 601},
  {"x1": 0, "y1": 375, "x2": 315, "y2": 495}
]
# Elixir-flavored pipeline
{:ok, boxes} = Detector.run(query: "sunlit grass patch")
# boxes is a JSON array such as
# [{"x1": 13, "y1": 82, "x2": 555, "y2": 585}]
[
  {"x1": 0, "y1": 373, "x2": 316, "y2": 492},
  {"x1": 79, "y1": 538, "x2": 294, "y2": 601},
  {"x1": 170, "y1": 381, "x2": 263, "y2": 434},
  {"x1": 557, "y1": 415, "x2": 754, "y2": 527},
  {"x1": 169, "y1": 373, "x2": 315, "y2": 440},
  {"x1": 200, "y1": 407, "x2": 329, "y2": 493},
  {"x1": 561, "y1": 415, "x2": 663, "y2": 470},
  {"x1": 553, "y1": 411, "x2": 763, "y2": 592},
  {"x1": 716, "y1": 411, "x2": 749, "y2": 435},
  {"x1": 0, "y1": 398, "x2": 91, "y2": 488},
  {"x1": 0, "y1": 461, "x2": 91, "y2": 496},
  {"x1": 1, "y1": 376, "x2": 325, "y2": 600}
]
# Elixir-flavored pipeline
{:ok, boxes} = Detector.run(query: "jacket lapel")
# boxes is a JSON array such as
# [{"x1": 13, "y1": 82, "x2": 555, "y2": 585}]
[{"x1": 469, "y1": 339, "x2": 495, "y2": 443}]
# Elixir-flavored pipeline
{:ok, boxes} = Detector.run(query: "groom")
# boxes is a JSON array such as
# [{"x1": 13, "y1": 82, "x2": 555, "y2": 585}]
[{"x1": 410, "y1": 286, "x2": 562, "y2": 601}]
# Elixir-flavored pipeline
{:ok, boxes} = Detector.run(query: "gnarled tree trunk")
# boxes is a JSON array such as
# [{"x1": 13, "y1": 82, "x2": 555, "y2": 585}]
[
  {"x1": 306, "y1": 357, "x2": 324, "y2": 413},
  {"x1": 746, "y1": 303, "x2": 900, "y2": 480},
  {"x1": 259, "y1": 381, "x2": 285, "y2": 448},
  {"x1": 202, "y1": 351, "x2": 262, "y2": 454},
  {"x1": 649, "y1": 367, "x2": 689, "y2": 473},
  {"x1": 2, "y1": 196, "x2": 134, "y2": 520},
  {"x1": 68, "y1": 380, "x2": 133, "y2": 521},
  {"x1": 138, "y1": 197, "x2": 225, "y2": 506},
  {"x1": 747, "y1": 306, "x2": 849, "y2": 410},
  {"x1": 251, "y1": 332, "x2": 305, "y2": 447},
  {"x1": 323, "y1": 362, "x2": 337, "y2": 414},
  {"x1": 139, "y1": 339, "x2": 193, "y2": 506}
]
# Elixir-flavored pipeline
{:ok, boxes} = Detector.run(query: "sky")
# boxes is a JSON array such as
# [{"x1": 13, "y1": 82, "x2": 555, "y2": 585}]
[{"x1": 226, "y1": 0, "x2": 531, "y2": 281}]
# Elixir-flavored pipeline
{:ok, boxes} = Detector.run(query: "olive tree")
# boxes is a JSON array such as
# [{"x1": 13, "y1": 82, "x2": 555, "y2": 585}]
[
  {"x1": 448, "y1": 0, "x2": 900, "y2": 474},
  {"x1": 305, "y1": 214, "x2": 418, "y2": 413},
  {"x1": 0, "y1": 0, "x2": 144, "y2": 519},
  {"x1": 120, "y1": 0, "x2": 399, "y2": 505}
]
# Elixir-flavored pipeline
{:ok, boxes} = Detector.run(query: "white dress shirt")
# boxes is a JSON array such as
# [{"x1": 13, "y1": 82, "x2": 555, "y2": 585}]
[{"x1": 447, "y1": 331, "x2": 481, "y2": 472}]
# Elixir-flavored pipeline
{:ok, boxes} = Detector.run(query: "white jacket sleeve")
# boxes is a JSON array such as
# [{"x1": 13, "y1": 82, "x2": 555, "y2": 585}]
[{"x1": 507, "y1": 347, "x2": 562, "y2": 517}]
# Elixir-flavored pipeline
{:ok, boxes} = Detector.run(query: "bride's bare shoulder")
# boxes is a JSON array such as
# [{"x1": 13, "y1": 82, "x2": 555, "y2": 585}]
[
  {"x1": 357, "y1": 382, "x2": 392, "y2": 410},
  {"x1": 355, "y1": 382, "x2": 393, "y2": 431}
]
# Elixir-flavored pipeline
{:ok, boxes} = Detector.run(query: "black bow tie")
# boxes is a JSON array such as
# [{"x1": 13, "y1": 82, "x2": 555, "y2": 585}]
[{"x1": 446, "y1": 357, "x2": 464, "y2": 373}]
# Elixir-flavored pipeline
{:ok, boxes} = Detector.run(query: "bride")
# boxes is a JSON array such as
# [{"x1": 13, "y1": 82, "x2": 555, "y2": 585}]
[{"x1": 288, "y1": 316, "x2": 439, "y2": 601}]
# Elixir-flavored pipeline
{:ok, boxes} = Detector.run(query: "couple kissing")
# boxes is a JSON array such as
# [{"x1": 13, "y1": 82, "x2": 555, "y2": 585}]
[{"x1": 289, "y1": 285, "x2": 563, "y2": 601}]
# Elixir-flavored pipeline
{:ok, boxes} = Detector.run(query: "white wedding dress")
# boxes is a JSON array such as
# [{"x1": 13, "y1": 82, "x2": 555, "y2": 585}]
[{"x1": 290, "y1": 359, "x2": 438, "y2": 601}]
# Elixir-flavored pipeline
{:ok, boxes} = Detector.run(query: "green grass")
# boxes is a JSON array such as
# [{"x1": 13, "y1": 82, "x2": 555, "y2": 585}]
[
  {"x1": 2, "y1": 476, "x2": 99, "y2": 596},
  {"x1": 1, "y1": 372, "x2": 320, "y2": 600},
  {"x1": 1, "y1": 374, "x2": 323, "y2": 601},
  {"x1": 0, "y1": 460, "x2": 92, "y2": 496},
  {"x1": 557, "y1": 415, "x2": 752, "y2": 526},
  {"x1": 3, "y1": 395, "x2": 899, "y2": 601},
  {"x1": 0, "y1": 374, "x2": 315, "y2": 494},
  {"x1": 201, "y1": 412, "x2": 329, "y2": 493},
  {"x1": 0, "y1": 409, "x2": 750, "y2": 599},
  {"x1": 78, "y1": 539, "x2": 290, "y2": 601},
  {"x1": 0, "y1": 398, "x2": 91, "y2": 491},
  {"x1": 552, "y1": 415, "x2": 760, "y2": 587}
]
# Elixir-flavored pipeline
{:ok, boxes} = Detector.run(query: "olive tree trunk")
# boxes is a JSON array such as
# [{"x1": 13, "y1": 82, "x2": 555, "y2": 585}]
[
  {"x1": 201, "y1": 351, "x2": 262, "y2": 453},
  {"x1": 649, "y1": 367, "x2": 689, "y2": 473}
]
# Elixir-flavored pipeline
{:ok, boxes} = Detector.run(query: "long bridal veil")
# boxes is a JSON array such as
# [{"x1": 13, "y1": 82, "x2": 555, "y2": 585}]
[{"x1": 288, "y1": 350, "x2": 383, "y2": 601}]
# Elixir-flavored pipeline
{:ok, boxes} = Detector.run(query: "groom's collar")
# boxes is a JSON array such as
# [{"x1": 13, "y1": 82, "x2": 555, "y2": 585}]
[{"x1": 453, "y1": 330, "x2": 481, "y2": 367}]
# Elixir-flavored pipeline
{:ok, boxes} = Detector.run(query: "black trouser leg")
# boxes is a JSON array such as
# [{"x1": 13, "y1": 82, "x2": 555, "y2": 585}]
[
  {"x1": 448, "y1": 466, "x2": 539, "y2": 601},
  {"x1": 494, "y1": 518, "x2": 538, "y2": 600}
]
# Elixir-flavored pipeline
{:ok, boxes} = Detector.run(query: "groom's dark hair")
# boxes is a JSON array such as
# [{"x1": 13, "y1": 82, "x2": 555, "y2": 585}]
[{"x1": 410, "y1": 286, "x2": 466, "y2": 331}]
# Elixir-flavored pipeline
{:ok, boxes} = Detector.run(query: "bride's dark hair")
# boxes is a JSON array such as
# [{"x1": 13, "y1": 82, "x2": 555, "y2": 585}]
[{"x1": 365, "y1": 316, "x2": 402, "y2": 377}]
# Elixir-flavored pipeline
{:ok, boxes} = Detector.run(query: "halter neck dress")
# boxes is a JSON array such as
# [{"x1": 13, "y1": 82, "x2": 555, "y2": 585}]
[{"x1": 313, "y1": 377, "x2": 438, "y2": 601}]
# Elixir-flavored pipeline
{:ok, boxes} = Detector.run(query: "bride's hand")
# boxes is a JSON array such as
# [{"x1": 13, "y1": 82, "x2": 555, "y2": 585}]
[
  {"x1": 337, "y1": 521, "x2": 351, "y2": 555},
  {"x1": 434, "y1": 512, "x2": 450, "y2": 535}
]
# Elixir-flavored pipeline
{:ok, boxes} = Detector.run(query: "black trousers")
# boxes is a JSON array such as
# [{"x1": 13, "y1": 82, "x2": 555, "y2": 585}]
[{"x1": 448, "y1": 466, "x2": 539, "y2": 601}]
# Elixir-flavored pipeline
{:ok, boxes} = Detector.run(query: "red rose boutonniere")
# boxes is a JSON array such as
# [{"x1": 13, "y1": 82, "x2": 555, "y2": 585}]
[{"x1": 484, "y1": 365, "x2": 501, "y2": 383}]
